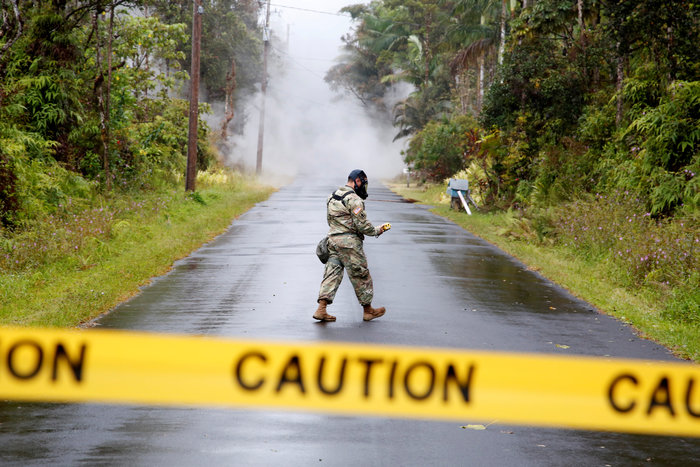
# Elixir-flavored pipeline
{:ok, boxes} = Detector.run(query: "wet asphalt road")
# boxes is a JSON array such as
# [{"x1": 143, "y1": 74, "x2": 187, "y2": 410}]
[{"x1": 1, "y1": 181, "x2": 699, "y2": 466}]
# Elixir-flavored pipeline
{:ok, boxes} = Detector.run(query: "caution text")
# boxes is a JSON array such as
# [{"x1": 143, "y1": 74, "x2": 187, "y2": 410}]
[
  {"x1": 0, "y1": 338, "x2": 86, "y2": 383},
  {"x1": 234, "y1": 350, "x2": 476, "y2": 404},
  {"x1": 608, "y1": 373, "x2": 699, "y2": 418}
]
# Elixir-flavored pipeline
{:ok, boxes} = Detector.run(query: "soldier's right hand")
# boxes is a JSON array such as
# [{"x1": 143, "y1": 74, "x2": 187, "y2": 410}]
[{"x1": 379, "y1": 223, "x2": 391, "y2": 233}]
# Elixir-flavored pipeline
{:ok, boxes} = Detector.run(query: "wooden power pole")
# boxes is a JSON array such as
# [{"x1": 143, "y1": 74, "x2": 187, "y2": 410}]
[
  {"x1": 255, "y1": 0, "x2": 271, "y2": 175},
  {"x1": 186, "y1": 0, "x2": 203, "y2": 192}
]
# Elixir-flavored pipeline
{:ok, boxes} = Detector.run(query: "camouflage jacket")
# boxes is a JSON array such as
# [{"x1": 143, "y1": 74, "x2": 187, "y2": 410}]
[{"x1": 326, "y1": 186, "x2": 380, "y2": 240}]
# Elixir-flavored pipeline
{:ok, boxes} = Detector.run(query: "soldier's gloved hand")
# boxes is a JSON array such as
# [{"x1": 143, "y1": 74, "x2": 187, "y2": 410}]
[{"x1": 379, "y1": 223, "x2": 391, "y2": 234}]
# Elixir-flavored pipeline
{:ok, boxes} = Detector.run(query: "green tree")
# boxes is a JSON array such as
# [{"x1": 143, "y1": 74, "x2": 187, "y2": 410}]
[
  {"x1": 326, "y1": 2, "x2": 408, "y2": 112},
  {"x1": 0, "y1": 1, "x2": 217, "y2": 225},
  {"x1": 331, "y1": 0, "x2": 699, "y2": 213},
  {"x1": 145, "y1": 0, "x2": 263, "y2": 100},
  {"x1": 449, "y1": 0, "x2": 504, "y2": 113}
]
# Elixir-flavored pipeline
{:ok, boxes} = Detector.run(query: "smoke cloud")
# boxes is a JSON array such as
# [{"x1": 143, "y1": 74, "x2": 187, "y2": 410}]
[{"x1": 222, "y1": 1, "x2": 407, "y2": 181}]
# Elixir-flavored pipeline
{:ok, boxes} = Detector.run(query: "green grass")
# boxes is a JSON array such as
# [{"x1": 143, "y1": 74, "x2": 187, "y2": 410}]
[
  {"x1": 0, "y1": 171, "x2": 274, "y2": 327},
  {"x1": 389, "y1": 182, "x2": 700, "y2": 362}
]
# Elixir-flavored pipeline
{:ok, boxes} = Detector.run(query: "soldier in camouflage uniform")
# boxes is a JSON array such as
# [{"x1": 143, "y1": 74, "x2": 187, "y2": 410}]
[{"x1": 314, "y1": 169, "x2": 391, "y2": 322}]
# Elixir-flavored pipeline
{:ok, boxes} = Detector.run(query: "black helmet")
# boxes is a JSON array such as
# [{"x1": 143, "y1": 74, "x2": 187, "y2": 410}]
[
  {"x1": 348, "y1": 169, "x2": 368, "y2": 199},
  {"x1": 348, "y1": 169, "x2": 367, "y2": 183}
]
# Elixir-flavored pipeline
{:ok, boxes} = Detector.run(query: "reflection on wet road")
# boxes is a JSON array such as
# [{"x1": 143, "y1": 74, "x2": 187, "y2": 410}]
[{"x1": 1, "y1": 182, "x2": 698, "y2": 465}]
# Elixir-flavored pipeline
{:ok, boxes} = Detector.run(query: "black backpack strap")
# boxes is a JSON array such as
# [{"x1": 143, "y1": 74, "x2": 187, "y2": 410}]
[
  {"x1": 332, "y1": 190, "x2": 354, "y2": 202},
  {"x1": 328, "y1": 190, "x2": 354, "y2": 209}
]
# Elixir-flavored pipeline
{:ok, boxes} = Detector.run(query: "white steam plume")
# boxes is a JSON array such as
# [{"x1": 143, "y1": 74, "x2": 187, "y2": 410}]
[{"x1": 223, "y1": 1, "x2": 408, "y2": 181}]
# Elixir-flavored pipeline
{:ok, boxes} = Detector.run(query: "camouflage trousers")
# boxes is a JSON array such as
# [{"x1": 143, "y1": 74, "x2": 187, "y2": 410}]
[{"x1": 317, "y1": 234, "x2": 373, "y2": 306}]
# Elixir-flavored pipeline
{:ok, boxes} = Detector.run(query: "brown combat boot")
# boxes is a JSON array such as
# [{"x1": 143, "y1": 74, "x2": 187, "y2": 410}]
[
  {"x1": 363, "y1": 304, "x2": 386, "y2": 321},
  {"x1": 313, "y1": 299, "x2": 336, "y2": 322}
]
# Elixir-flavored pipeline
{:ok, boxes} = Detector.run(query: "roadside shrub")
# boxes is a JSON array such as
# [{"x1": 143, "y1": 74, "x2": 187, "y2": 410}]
[
  {"x1": 110, "y1": 99, "x2": 214, "y2": 191},
  {"x1": 0, "y1": 152, "x2": 19, "y2": 228},
  {"x1": 9, "y1": 157, "x2": 97, "y2": 225},
  {"x1": 662, "y1": 278, "x2": 700, "y2": 326},
  {"x1": 614, "y1": 80, "x2": 700, "y2": 215},
  {"x1": 554, "y1": 192, "x2": 698, "y2": 289},
  {"x1": 404, "y1": 115, "x2": 479, "y2": 181},
  {"x1": 577, "y1": 95, "x2": 617, "y2": 153},
  {"x1": 196, "y1": 167, "x2": 243, "y2": 189},
  {"x1": 0, "y1": 167, "x2": 249, "y2": 274},
  {"x1": 0, "y1": 192, "x2": 172, "y2": 272}
]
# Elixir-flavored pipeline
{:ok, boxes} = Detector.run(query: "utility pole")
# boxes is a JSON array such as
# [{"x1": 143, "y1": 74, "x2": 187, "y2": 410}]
[
  {"x1": 186, "y1": 0, "x2": 203, "y2": 192},
  {"x1": 255, "y1": 0, "x2": 271, "y2": 175}
]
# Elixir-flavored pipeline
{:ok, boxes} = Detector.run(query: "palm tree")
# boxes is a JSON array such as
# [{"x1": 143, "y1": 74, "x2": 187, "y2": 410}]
[
  {"x1": 325, "y1": 5, "x2": 410, "y2": 110},
  {"x1": 392, "y1": 86, "x2": 451, "y2": 141},
  {"x1": 448, "y1": 0, "x2": 511, "y2": 113}
]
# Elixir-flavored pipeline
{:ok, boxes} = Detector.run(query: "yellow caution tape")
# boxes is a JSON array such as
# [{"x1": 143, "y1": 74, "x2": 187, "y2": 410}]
[{"x1": 0, "y1": 326, "x2": 698, "y2": 437}]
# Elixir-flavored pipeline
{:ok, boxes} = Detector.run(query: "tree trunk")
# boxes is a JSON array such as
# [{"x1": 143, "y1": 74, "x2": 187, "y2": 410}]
[
  {"x1": 667, "y1": 25, "x2": 674, "y2": 80},
  {"x1": 478, "y1": 55, "x2": 484, "y2": 111},
  {"x1": 221, "y1": 59, "x2": 237, "y2": 140},
  {"x1": 498, "y1": 0, "x2": 507, "y2": 65},
  {"x1": 423, "y1": 14, "x2": 432, "y2": 88},
  {"x1": 591, "y1": 3, "x2": 599, "y2": 88},
  {"x1": 94, "y1": 9, "x2": 112, "y2": 189},
  {"x1": 0, "y1": 152, "x2": 19, "y2": 226},
  {"x1": 615, "y1": 43, "x2": 624, "y2": 125},
  {"x1": 577, "y1": 0, "x2": 584, "y2": 33},
  {"x1": 479, "y1": 12, "x2": 487, "y2": 102},
  {"x1": 455, "y1": 71, "x2": 469, "y2": 115},
  {"x1": 0, "y1": 0, "x2": 23, "y2": 65},
  {"x1": 577, "y1": 0, "x2": 587, "y2": 84},
  {"x1": 104, "y1": 4, "x2": 114, "y2": 190}
]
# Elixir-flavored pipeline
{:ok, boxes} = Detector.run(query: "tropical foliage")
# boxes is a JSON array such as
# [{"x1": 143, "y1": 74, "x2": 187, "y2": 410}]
[
  {"x1": 0, "y1": 0, "x2": 263, "y2": 230},
  {"x1": 328, "y1": 0, "x2": 699, "y2": 217}
]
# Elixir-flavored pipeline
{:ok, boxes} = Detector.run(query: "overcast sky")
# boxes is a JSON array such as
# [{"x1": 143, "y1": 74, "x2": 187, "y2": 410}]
[{"x1": 271, "y1": 0, "x2": 354, "y2": 72}]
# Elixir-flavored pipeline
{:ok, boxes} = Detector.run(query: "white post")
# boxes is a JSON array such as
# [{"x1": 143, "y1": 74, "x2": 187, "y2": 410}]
[{"x1": 457, "y1": 191, "x2": 472, "y2": 215}]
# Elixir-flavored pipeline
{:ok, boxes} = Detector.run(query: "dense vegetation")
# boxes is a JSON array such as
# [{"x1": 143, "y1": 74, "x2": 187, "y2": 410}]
[
  {"x1": 0, "y1": 0, "x2": 264, "y2": 266},
  {"x1": 0, "y1": 0, "x2": 263, "y2": 232},
  {"x1": 329, "y1": 1, "x2": 698, "y2": 342}
]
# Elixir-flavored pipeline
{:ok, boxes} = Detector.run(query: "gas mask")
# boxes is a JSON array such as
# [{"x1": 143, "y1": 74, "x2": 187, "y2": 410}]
[
  {"x1": 348, "y1": 169, "x2": 369, "y2": 199},
  {"x1": 354, "y1": 176, "x2": 368, "y2": 200}
]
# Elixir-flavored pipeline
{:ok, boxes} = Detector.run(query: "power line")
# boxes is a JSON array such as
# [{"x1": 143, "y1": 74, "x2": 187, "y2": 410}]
[
  {"x1": 268, "y1": 83, "x2": 381, "y2": 119},
  {"x1": 270, "y1": 45, "x2": 329, "y2": 81},
  {"x1": 290, "y1": 55, "x2": 339, "y2": 63},
  {"x1": 271, "y1": 45, "x2": 338, "y2": 63},
  {"x1": 267, "y1": 47, "x2": 377, "y2": 119},
  {"x1": 269, "y1": 3, "x2": 350, "y2": 17}
]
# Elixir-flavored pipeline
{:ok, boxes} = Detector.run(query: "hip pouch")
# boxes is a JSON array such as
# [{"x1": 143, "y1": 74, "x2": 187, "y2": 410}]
[{"x1": 316, "y1": 236, "x2": 330, "y2": 264}]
